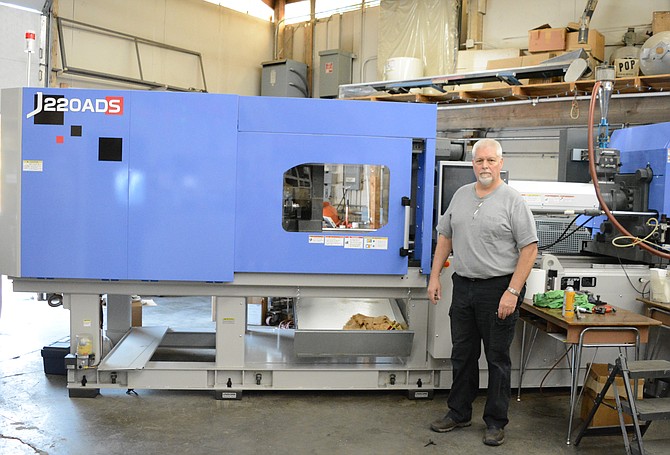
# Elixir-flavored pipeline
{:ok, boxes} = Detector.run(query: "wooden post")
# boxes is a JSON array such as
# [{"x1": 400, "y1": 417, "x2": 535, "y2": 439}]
[
  {"x1": 303, "y1": 0, "x2": 315, "y2": 97},
  {"x1": 469, "y1": 0, "x2": 485, "y2": 50},
  {"x1": 274, "y1": 0, "x2": 286, "y2": 60}
]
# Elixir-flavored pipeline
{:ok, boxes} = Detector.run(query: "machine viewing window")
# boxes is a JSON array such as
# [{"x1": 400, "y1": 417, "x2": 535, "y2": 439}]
[{"x1": 282, "y1": 163, "x2": 390, "y2": 232}]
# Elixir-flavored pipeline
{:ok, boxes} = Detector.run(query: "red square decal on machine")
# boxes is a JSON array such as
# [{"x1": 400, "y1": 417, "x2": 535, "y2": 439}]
[{"x1": 105, "y1": 96, "x2": 124, "y2": 115}]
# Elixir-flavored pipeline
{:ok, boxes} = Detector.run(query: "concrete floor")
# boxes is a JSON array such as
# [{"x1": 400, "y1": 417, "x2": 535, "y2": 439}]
[{"x1": 1, "y1": 276, "x2": 669, "y2": 455}]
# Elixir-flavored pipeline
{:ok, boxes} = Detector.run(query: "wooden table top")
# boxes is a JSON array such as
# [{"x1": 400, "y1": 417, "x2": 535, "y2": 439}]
[
  {"x1": 521, "y1": 300, "x2": 661, "y2": 344},
  {"x1": 522, "y1": 300, "x2": 661, "y2": 328},
  {"x1": 636, "y1": 297, "x2": 670, "y2": 326},
  {"x1": 636, "y1": 297, "x2": 670, "y2": 312}
]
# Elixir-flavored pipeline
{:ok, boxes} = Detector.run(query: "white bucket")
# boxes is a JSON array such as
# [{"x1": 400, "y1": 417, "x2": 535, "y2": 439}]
[
  {"x1": 384, "y1": 57, "x2": 423, "y2": 81},
  {"x1": 526, "y1": 269, "x2": 547, "y2": 298},
  {"x1": 650, "y1": 268, "x2": 670, "y2": 303}
]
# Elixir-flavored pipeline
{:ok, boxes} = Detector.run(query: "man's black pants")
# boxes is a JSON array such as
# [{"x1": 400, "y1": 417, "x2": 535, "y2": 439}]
[{"x1": 446, "y1": 273, "x2": 524, "y2": 429}]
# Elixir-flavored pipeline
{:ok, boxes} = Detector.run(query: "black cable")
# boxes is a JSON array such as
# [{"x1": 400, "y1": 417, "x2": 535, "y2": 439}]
[
  {"x1": 641, "y1": 280, "x2": 651, "y2": 299},
  {"x1": 538, "y1": 348, "x2": 570, "y2": 395},
  {"x1": 616, "y1": 253, "x2": 647, "y2": 296},
  {"x1": 539, "y1": 216, "x2": 594, "y2": 251},
  {"x1": 538, "y1": 216, "x2": 579, "y2": 250}
]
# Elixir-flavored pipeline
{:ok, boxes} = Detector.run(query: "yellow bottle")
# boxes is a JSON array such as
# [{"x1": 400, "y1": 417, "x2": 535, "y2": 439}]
[{"x1": 562, "y1": 286, "x2": 575, "y2": 319}]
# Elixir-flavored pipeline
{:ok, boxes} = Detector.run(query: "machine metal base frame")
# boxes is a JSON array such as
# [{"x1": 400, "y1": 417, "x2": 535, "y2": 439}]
[{"x1": 14, "y1": 271, "x2": 453, "y2": 397}]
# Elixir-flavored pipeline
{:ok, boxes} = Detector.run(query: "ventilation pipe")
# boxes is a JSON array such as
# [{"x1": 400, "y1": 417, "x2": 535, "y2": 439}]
[{"x1": 578, "y1": 0, "x2": 599, "y2": 44}]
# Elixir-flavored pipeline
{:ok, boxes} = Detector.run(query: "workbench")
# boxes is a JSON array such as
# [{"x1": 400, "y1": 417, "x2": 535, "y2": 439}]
[
  {"x1": 636, "y1": 297, "x2": 670, "y2": 327},
  {"x1": 517, "y1": 300, "x2": 661, "y2": 445},
  {"x1": 636, "y1": 297, "x2": 670, "y2": 361}
]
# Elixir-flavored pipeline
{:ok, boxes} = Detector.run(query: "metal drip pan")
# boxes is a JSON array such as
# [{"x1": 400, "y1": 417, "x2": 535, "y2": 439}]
[{"x1": 293, "y1": 297, "x2": 414, "y2": 357}]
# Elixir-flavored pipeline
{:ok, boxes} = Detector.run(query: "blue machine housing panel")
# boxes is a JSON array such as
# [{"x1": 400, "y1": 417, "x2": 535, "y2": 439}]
[
  {"x1": 238, "y1": 96, "x2": 436, "y2": 139},
  {"x1": 235, "y1": 96, "x2": 436, "y2": 275},
  {"x1": 20, "y1": 88, "x2": 130, "y2": 279},
  {"x1": 611, "y1": 122, "x2": 670, "y2": 215},
  {"x1": 127, "y1": 92, "x2": 237, "y2": 282},
  {"x1": 415, "y1": 137, "x2": 436, "y2": 273},
  {"x1": 235, "y1": 132, "x2": 412, "y2": 275},
  {"x1": 11, "y1": 89, "x2": 437, "y2": 281},
  {"x1": 17, "y1": 89, "x2": 237, "y2": 282}
]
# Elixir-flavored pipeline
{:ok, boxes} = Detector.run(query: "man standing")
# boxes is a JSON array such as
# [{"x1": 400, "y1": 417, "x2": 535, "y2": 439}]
[{"x1": 427, "y1": 138, "x2": 538, "y2": 446}]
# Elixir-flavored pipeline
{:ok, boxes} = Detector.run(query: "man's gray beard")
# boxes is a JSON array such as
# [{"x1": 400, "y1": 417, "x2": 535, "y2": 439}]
[{"x1": 478, "y1": 175, "x2": 493, "y2": 186}]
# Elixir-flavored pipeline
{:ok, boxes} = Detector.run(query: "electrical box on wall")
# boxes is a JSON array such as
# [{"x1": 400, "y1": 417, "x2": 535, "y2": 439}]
[
  {"x1": 261, "y1": 59, "x2": 308, "y2": 98},
  {"x1": 318, "y1": 50, "x2": 354, "y2": 98}
]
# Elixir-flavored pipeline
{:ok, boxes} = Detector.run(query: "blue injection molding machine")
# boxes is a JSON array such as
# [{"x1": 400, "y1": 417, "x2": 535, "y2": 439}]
[{"x1": 0, "y1": 88, "x2": 436, "y2": 282}]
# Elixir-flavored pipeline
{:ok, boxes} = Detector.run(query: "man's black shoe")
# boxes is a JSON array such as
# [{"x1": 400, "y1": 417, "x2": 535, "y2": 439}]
[
  {"x1": 430, "y1": 416, "x2": 472, "y2": 433},
  {"x1": 483, "y1": 426, "x2": 505, "y2": 446}
]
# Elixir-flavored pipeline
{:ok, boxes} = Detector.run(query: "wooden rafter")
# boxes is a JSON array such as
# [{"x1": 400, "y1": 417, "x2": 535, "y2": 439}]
[{"x1": 261, "y1": 0, "x2": 302, "y2": 8}]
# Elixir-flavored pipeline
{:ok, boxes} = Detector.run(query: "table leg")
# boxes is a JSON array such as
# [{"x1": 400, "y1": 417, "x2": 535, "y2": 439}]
[
  {"x1": 517, "y1": 320, "x2": 526, "y2": 401},
  {"x1": 566, "y1": 342, "x2": 581, "y2": 445},
  {"x1": 517, "y1": 323, "x2": 539, "y2": 401}
]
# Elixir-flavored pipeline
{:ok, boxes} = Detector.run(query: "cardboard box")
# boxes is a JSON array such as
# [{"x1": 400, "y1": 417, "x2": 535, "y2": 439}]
[
  {"x1": 457, "y1": 49, "x2": 522, "y2": 89},
  {"x1": 584, "y1": 363, "x2": 644, "y2": 400},
  {"x1": 566, "y1": 29, "x2": 605, "y2": 62},
  {"x1": 486, "y1": 57, "x2": 523, "y2": 70},
  {"x1": 132, "y1": 297, "x2": 142, "y2": 327},
  {"x1": 457, "y1": 49, "x2": 522, "y2": 73},
  {"x1": 653, "y1": 11, "x2": 670, "y2": 35},
  {"x1": 528, "y1": 25, "x2": 566, "y2": 53},
  {"x1": 485, "y1": 52, "x2": 565, "y2": 71},
  {"x1": 581, "y1": 389, "x2": 633, "y2": 427},
  {"x1": 522, "y1": 52, "x2": 563, "y2": 66}
]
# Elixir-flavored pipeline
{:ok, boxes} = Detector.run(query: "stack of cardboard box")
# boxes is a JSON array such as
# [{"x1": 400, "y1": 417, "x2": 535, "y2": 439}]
[
  {"x1": 528, "y1": 23, "x2": 605, "y2": 62},
  {"x1": 579, "y1": 363, "x2": 644, "y2": 428},
  {"x1": 454, "y1": 11, "x2": 670, "y2": 92},
  {"x1": 483, "y1": 23, "x2": 605, "y2": 84}
]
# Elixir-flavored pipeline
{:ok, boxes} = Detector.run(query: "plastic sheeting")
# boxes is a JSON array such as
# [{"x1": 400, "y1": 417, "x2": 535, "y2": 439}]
[{"x1": 377, "y1": 0, "x2": 459, "y2": 79}]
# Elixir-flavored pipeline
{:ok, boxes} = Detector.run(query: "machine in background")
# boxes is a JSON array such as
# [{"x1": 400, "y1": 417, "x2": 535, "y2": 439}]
[{"x1": 582, "y1": 121, "x2": 670, "y2": 265}]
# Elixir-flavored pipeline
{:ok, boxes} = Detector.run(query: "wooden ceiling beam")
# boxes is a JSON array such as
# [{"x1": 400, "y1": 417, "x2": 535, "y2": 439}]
[{"x1": 262, "y1": 0, "x2": 302, "y2": 8}]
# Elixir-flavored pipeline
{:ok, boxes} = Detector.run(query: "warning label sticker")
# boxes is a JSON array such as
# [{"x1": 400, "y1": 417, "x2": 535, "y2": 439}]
[
  {"x1": 364, "y1": 237, "x2": 388, "y2": 250},
  {"x1": 315, "y1": 235, "x2": 389, "y2": 250},
  {"x1": 23, "y1": 160, "x2": 43, "y2": 172},
  {"x1": 325, "y1": 236, "x2": 345, "y2": 247},
  {"x1": 344, "y1": 237, "x2": 364, "y2": 249}
]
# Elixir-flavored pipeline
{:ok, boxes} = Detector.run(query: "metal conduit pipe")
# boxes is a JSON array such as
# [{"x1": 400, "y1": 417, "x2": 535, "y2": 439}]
[{"x1": 578, "y1": 0, "x2": 599, "y2": 44}]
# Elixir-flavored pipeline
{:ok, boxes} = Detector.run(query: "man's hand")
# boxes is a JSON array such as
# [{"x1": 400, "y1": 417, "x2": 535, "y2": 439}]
[
  {"x1": 427, "y1": 277, "x2": 441, "y2": 305},
  {"x1": 497, "y1": 291, "x2": 518, "y2": 319},
  {"x1": 427, "y1": 236, "x2": 452, "y2": 305}
]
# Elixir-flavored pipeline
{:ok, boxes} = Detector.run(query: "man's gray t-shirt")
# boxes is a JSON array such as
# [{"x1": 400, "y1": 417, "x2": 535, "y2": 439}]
[{"x1": 436, "y1": 182, "x2": 538, "y2": 279}]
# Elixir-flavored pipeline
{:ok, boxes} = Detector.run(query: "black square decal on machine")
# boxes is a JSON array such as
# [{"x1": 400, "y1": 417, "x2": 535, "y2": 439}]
[{"x1": 98, "y1": 137, "x2": 122, "y2": 161}]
